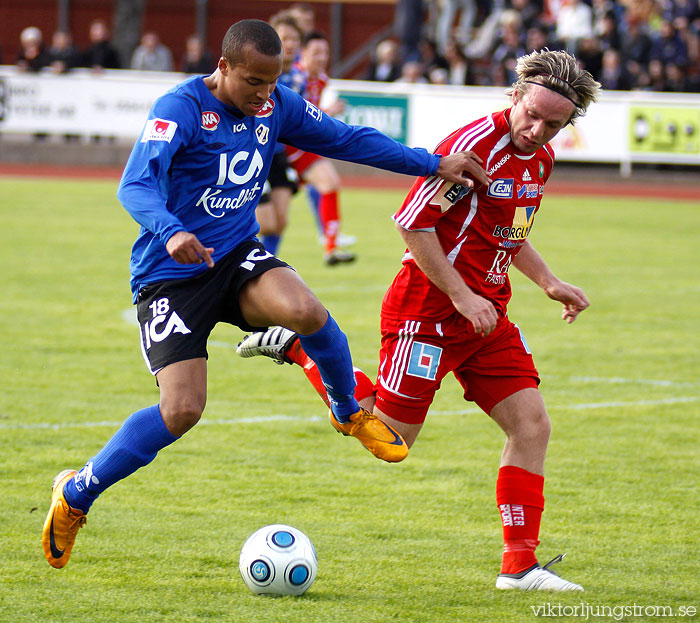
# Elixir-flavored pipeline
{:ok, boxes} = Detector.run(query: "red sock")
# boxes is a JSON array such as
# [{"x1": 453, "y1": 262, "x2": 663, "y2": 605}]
[
  {"x1": 287, "y1": 339, "x2": 374, "y2": 407},
  {"x1": 496, "y1": 465, "x2": 545, "y2": 574},
  {"x1": 319, "y1": 192, "x2": 340, "y2": 253}
]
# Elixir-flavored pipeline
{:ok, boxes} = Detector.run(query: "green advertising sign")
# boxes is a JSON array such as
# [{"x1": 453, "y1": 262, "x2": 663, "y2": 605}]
[
  {"x1": 336, "y1": 93, "x2": 408, "y2": 143},
  {"x1": 630, "y1": 106, "x2": 700, "y2": 154}
]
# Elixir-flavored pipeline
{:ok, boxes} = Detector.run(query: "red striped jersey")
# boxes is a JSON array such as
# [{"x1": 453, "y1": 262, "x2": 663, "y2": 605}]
[
  {"x1": 304, "y1": 73, "x2": 329, "y2": 108},
  {"x1": 385, "y1": 107, "x2": 556, "y2": 321}
]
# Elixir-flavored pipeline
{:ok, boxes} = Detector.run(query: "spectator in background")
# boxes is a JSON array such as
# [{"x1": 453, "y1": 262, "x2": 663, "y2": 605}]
[
  {"x1": 644, "y1": 58, "x2": 667, "y2": 90},
  {"x1": 433, "y1": 0, "x2": 478, "y2": 53},
  {"x1": 81, "y1": 19, "x2": 121, "y2": 70},
  {"x1": 526, "y1": 24, "x2": 551, "y2": 52},
  {"x1": 664, "y1": 61, "x2": 692, "y2": 91},
  {"x1": 576, "y1": 36, "x2": 603, "y2": 78},
  {"x1": 592, "y1": 0, "x2": 625, "y2": 31},
  {"x1": 289, "y1": 2, "x2": 316, "y2": 35},
  {"x1": 619, "y1": 16, "x2": 652, "y2": 84},
  {"x1": 131, "y1": 31, "x2": 174, "y2": 72},
  {"x1": 444, "y1": 38, "x2": 474, "y2": 84},
  {"x1": 365, "y1": 39, "x2": 402, "y2": 81},
  {"x1": 418, "y1": 38, "x2": 449, "y2": 79},
  {"x1": 397, "y1": 60, "x2": 429, "y2": 83},
  {"x1": 428, "y1": 66, "x2": 450, "y2": 83},
  {"x1": 491, "y1": 10, "x2": 527, "y2": 85},
  {"x1": 395, "y1": 0, "x2": 425, "y2": 61},
  {"x1": 48, "y1": 30, "x2": 80, "y2": 74},
  {"x1": 16, "y1": 26, "x2": 51, "y2": 72},
  {"x1": 181, "y1": 35, "x2": 214, "y2": 74},
  {"x1": 596, "y1": 11, "x2": 622, "y2": 51},
  {"x1": 510, "y1": 0, "x2": 545, "y2": 32},
  {"x1": 619, "y1": 0, "x2": 657, "y2": 26},
  {"x1": 556, "y1": 0, "x2": 594, "y2": 53},
  {"x1": 661, "y1": 0, "x2": 700, "y2": 31},
  {"x1": 650, "y1": 19, "x2": 689, "y2": 66},
  {"x1": 463, "y1": 0, "x2": 507, "y2": 60},
  {"x1": 599, "y1": 47, "x2": 633, "y2": 89}
]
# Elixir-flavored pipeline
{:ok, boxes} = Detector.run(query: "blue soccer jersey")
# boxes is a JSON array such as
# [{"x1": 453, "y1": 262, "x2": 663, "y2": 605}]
[{"x1": 118, "y1": 76, "x2": 440, "y2": 298}]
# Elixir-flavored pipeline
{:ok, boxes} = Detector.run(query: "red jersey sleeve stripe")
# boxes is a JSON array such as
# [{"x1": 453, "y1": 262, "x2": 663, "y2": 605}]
[
  {"x1": 451, "y1": 115, "x2": 496, "y2": 154},
  {"x1": 395, "y1": 175, "x2": 443, "y2": 229}
]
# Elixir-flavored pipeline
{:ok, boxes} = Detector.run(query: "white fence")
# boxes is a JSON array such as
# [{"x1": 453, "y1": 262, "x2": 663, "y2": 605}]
[{"x1": 1, "y1": 66, "x2": 699, "y2": 174}]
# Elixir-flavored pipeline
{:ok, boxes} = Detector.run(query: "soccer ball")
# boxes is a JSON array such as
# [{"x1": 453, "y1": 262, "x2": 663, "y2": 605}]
[{"x1": 239, "y1": 524, "x2": 318, "y2": 596}]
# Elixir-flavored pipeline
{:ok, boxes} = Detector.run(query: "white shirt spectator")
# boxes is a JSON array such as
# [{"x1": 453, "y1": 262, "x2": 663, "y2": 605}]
[{"x1": 556, "y1": 0, "x2": 594, "y2": 48}]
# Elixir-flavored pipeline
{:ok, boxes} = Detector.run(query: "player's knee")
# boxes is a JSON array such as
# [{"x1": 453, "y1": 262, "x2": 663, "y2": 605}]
[
  {"x1": 285, "y1": 297, "x2": 328, "y2": 335},
  {"x1": 160, "y1": 398, "x2": 205, "y2": 436},
  {"x1": 515, "y1": 409, "x2": 551, "y2": 444}
]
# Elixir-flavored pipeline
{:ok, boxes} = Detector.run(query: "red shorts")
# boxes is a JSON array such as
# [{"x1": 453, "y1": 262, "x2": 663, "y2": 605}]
[
  {"x1": 286, "y1": 146, "x2": 322, "y2": 176},
  {"x1": 375, "y1": 313, "x2": 539, "y2": 424}
]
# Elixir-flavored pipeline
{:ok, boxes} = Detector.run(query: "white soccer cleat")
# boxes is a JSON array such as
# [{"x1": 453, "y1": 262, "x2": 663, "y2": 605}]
[
  {"x1": 495, "y1": 554, "x2": 584, "y2": 591},
  {"x1": 337, "y1": 233, "x2": 357, "y2": 248},
  {"x1": 324, "y1": 248, "x2": 356, "y2": 266},
  {"x1": 236, "y1": 326, "x2": 297, "y2": 365},
  {"x1": 318, "y1": 233, "x2": 357, "y2": 248}
]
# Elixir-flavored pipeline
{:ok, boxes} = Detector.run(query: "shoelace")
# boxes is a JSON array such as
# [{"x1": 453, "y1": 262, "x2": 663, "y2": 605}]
[
  {"x1": 67, "y1": 511, "x2": 87, "y2": 534},
  {"x1": 338, "y1": 409, "x2": 376, "y2": 436}
]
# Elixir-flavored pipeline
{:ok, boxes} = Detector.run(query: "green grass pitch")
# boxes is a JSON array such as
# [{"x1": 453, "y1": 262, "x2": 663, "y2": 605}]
[{"x1": 0, "y1": 176, "x2": 698, "y2": 622}]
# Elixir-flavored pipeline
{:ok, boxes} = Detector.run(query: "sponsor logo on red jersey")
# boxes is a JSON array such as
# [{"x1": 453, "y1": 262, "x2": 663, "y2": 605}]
[
  {"x1": 256, "y1": 99, "x2": 275, "y2": 118},
  {"x1": 517, "y1": 183, "x2": 539, "y2": 199},
  {"x1": 492, "y1": 206, "x2": 537, "y2": 241},
  {"x1": 201, "y1": 111, "x2": 220, "y2": 131},
  {"x1": 487, "y1": 178, "x2": 514, "y2": 199}
]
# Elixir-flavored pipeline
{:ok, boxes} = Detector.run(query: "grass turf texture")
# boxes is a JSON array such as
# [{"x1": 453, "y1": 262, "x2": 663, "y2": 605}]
[{"x1": 1, "y1": 177, "x2": 698, "y2": 622}]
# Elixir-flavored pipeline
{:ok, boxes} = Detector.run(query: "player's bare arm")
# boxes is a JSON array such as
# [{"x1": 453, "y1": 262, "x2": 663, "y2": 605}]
[
  {"x1": 436, "y1": 151, "x2": 492, "y2": 188},
  {"x1": 512, "y1": 240, "x2": 589, "y2": 323},
  {"x1": 165, "y1": 231, "x2": 215, "y2": 268},
  {"x1": 398, "y1": 225, "x2": 498, "y2": 336}
]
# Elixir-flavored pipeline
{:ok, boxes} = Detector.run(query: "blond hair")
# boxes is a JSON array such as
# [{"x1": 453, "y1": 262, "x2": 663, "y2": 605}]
[{"x1": 507, "y1": 48, "x2": 601, "y2": 123}]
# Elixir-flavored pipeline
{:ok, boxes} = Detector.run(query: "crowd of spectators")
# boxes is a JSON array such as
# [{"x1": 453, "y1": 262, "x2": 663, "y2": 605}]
[
  {"x1": 385, "y1": 0, "x2": 700, "y2": 91},
  {"x1": 9, "y1": 0, "x2": 700, "y2": 93},
  {"x1": 13, "y1": 19, "x2": 215, "y2": 75}
]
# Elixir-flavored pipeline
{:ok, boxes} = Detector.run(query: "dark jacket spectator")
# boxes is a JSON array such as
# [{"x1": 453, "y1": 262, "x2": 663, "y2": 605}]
[
  {"x1": 599, "y1": 48, "x2": 633, "y2": 89},
  {"x1": 81, "y1": 20, "x2": 121, "y2": 69},
  {"x1": 47, "y1": 31, "x2": 80, "y2": 73},
  {"x1": 365, "y1": 39, "x2": 402, "y2": 81},
  {"x1": 181, "y1": 35, "x2": 215, "y2": 74},
  {"x1": 649, "y1": 20, "x2": 689, "y2": 66}
]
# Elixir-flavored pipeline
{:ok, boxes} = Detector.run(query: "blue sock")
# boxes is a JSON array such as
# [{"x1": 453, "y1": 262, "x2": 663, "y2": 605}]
[
  {"x1": 261, "y1": 234, "x2": 281, "y2": 255},
  {"x1": 306, "y1": 186, "x2": 322, "y2": 236},
  {"x1": 63, "y1": 405, "x2": 178, "y2": 513},
  {"x1": 298, "y1": 313, "x2": 359, "y2": 422}
]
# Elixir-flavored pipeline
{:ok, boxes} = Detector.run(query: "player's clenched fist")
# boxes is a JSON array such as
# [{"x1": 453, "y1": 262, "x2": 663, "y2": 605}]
[{"x1": 454, "y1": 291, "x2": 499, "y2": 337}]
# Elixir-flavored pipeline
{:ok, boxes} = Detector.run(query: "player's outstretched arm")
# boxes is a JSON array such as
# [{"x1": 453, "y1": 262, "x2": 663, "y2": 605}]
[
  {"x1": 436, "y1": 151, "x2": 492, "y2": 187},
  {"x1": 398, "y1": 225, "x2": 498, "y2": 336},
  {"x1": 512, "y1": 240, "x2": 589, "y2": 323}
]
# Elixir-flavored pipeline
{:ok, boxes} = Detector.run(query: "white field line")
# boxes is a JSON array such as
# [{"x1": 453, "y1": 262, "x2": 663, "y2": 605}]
[
  {"x1": 121, "y1": 309, "x2": 700, "y2": 389},
  {"x1": 1, "y1": 396, "x2": 697, "y2": 431}
]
